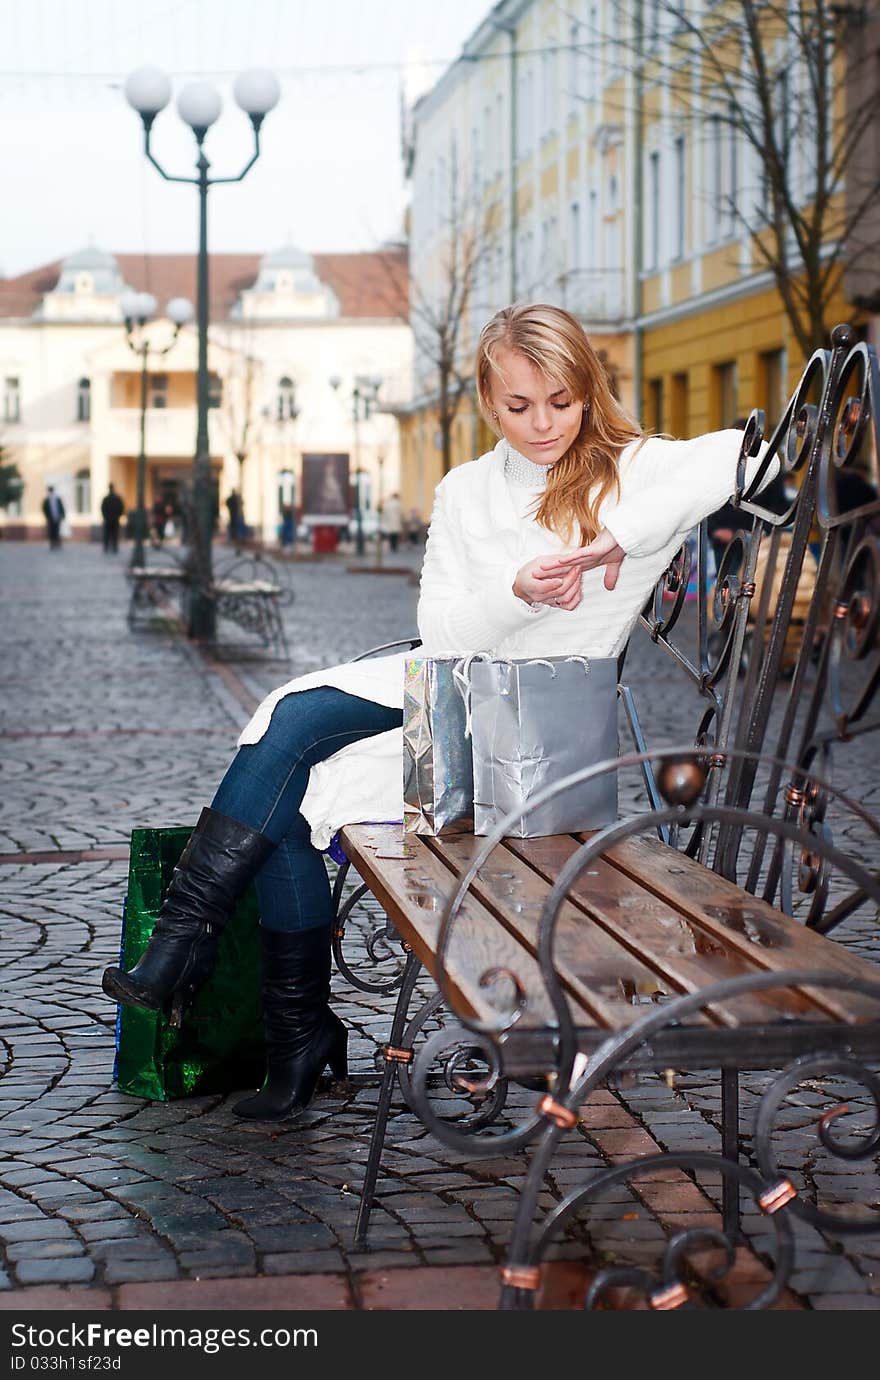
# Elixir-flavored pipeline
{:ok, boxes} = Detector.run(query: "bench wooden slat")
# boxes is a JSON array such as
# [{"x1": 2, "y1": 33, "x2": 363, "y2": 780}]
[
  {"x1": 426, "y1": 834, "x2": 713, "y2": 1031},
  {"x1": 507, "y1": 835, "x2": 829, "y2": 1027},
  {"x1": 339, "y1": 825, "x2": 557, "y2": 1029},
  {"x1": 605, "y1": 835, "x2": 880, "y2": 1024}
]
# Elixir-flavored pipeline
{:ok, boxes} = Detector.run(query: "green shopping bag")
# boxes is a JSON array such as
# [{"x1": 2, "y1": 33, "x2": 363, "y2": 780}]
[{"x1": 112, "y1": 825, "x2": 266, "y2": 1100}]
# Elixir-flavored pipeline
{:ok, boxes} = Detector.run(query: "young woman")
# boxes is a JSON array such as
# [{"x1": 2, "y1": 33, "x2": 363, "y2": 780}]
[{"x1": 103, "y1": 302, "x2": 776, "y2": 1120}]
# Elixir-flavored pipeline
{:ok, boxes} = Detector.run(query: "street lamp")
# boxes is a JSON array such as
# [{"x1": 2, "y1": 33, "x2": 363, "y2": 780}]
[
  {"x1": 121, "y1": 290, "x2": 193, "y2": 568},
  {"x1": 330, "y1": 374, "x2": 382, "y2": 556},
  {"x1": 124, "y1": 64, "x2": 280, "y2": 639}
]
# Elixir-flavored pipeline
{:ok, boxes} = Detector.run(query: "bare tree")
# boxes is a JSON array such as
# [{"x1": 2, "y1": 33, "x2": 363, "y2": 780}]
[
  {"x1": 218, "y1": 330, "x2": 263, "y2": 494},
  {"x1": 382, "y1": 146, "x2": 496, "y2": 476},
  {"x1": 581, "y1": 0, "x2": 880, "y2": 356}
]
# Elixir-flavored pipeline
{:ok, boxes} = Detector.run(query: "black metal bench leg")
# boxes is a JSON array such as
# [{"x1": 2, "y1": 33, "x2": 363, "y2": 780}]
[
  {"x1": 353, "y1": 949, "x2": 422, "y2": 1247},
  {"x1": 721, "y1": 1067, "x2": 742, "y2": 1239}
]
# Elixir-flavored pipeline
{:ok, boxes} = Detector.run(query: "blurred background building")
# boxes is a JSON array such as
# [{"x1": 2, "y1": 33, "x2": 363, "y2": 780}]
[
  {"x1": 397, "y1": 0, "x2": 880, "y2": 514},
  {"x1": 1, "y1": 0, "x2": 878, "y2": 538},
  {"x1": 0, "y1": 243, "x2": 410, "y2": 542}
]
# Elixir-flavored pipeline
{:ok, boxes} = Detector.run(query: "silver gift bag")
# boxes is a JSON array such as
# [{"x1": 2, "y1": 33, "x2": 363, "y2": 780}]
[
  {"x1": 403, "y1": 655, "x2": 474, "y2": 835},
  {"x1": 469, "y1": 655, "x2": 619, "y2": 838}
]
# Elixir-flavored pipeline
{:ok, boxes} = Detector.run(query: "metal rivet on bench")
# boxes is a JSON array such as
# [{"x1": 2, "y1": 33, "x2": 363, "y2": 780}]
[
  {"x1": 537, "y1": 1094, "x2": 578, "y2": 1129},
  {"x1": 784, "y1": 785, "x2": 807, "y2": 807},
  {"x1": 834, "y1": 600, "x2": 850, "y2": 620},
  {"x1": 650, "y1": 1282, "x2": 689, "y2": 1310},
  {"x1": 500, "y1": 1264, "x2": 541, "y2": 1290},
  {"x1": 758, "y1": 1179, "x2": 797, "y2": 1213},
  {"x1": 740, "y1": 581, "x2": 756, "y2": 599},
  {"x1": 383, "y1": 1045, "x2": 414, "y2": 1065}
]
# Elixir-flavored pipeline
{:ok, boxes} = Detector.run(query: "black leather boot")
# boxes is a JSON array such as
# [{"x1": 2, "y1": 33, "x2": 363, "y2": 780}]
[
  {"x1": 102, "y1": 807, "x2": 273, "y2": 1028},
  {"x1": 232, "y1": 926, "x2": 348, "y2": 1121}
]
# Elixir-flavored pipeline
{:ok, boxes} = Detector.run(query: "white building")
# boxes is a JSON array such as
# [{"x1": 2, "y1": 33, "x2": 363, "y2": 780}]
[{"x1": 0, "y1": 244, "x2": 411, "y2": 542}]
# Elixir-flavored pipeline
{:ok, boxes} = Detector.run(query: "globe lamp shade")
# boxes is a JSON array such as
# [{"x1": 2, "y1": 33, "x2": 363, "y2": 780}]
[
  {"x1": 124, "y1": 66, "x2": 172, "y2": 118},
  {"x1": 177, "y1": 82, "x2": 222, "y2": 134}
]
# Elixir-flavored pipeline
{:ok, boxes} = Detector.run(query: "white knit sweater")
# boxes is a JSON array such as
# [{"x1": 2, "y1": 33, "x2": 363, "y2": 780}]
[{"x1": 239, "y1": 430, "x2": 777, "y2": 846}]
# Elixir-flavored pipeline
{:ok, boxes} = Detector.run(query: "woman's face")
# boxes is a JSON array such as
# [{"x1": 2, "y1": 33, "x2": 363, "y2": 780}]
[{"x1": 487, "y1": 347, "x2": 585, "y2": 467}]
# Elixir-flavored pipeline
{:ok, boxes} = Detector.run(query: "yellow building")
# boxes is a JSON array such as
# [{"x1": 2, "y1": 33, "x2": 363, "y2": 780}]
[
  {"x1": 403, "y1": 0, "x2": 877, "y2": 505},
  {"x1": 636, "y1": 1, "x2": 872, "y2": 434}
]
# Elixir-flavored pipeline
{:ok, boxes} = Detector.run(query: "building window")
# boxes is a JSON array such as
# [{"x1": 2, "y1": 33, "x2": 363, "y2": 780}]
[
  {"x1": 649, "y1": 378, "x2": 663, "y2": 433},
  {"x1": 727, "y1": 110, "x2": 738, "y2": 238},
  {"x1": 569, "y1": 202, "x2": 581, "y2": 272},
  {"x1": 150, "y1": 373, "x2": 168, "y2": 409},
  {"x1": 761, "y1": 348, "x2": 787, "y2": 421},
  {"x1": 3, "y1": 377, "x2": 20, "y2": 423},
  {"x1": 673, "y1": 136, "x2": 686, "y2": 261},
  {"x1": 77, "y1": 377, "x2": 91, "y2": 422},
  {"x1": 709, "y1": 115, "x2": 722, "y2": 243},
  {"x1": 671, "y1": 372, "x2": 688, "y2": 436},
  {"x1": 713, "y1": 361, "x2": 738, "y2": 428},
  {"x1": 207, "y1": 372, "x2": 222, "y2": 410},
  {"x1": 277, "y1": 376, "x2": 298, "y2": 421},
  {"x1": 647, "y1": 151, "x2": 660, "y2": 269},
  {"x1": 74, "y1": 469, "x2": 91, "y2": 516}
]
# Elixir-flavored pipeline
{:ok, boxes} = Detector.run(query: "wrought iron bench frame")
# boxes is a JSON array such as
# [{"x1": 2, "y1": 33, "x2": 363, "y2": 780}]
[{"x1": 331, "y1": 324, "x2": 880, "y2": 1310}]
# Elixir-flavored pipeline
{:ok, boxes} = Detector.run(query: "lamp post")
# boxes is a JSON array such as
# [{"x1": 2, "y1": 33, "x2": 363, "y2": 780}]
[
  {"x1": 330, "y1": 374, "x2": 381, "y2": 556},
  {"x1": 124, "y1": 65, "x2": 280, "y2": 639},
  {"x1": 121, "y1": 290, "x2": 193, "y2": 569}
]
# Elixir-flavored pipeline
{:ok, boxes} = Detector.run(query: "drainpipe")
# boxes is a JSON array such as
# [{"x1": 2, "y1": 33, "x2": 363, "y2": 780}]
[
  {"x1": 632, "y1": 0, "x2": 645, "y2": 422},
  {"x1": 491, "y1": 15, "x2": 518, "y2": 301}
]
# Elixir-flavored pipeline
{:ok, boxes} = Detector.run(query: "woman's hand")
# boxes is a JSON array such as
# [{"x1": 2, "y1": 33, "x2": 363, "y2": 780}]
[
  {"x1": 513, "y1": 556, "x2": 584, "y2": 611},
  {"x1": 540, "y1": 528, "x2": 627, "y2": 591}
]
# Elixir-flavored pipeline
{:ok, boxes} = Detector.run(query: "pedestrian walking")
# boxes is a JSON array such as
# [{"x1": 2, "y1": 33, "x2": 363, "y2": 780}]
[
  {"x1": 406, "y1": 507, "x2": 423, "y2": 545},
  {"x1": 102, "y1": 302, "x2": 778, "y2": 1124},
  {"x1": 42, "y1": 485, "x2": 65, "y2": 549},
  {"x1": 100, "y1": 483, "x2": 125, "y2": 554},
  {"x1": 151, "y1": 497, "x2": 167, "y2": 546},
  {"x1": 381, "y1": 492, "x2": 403, "y2": 552},
  {"x1": 226, "y1": 490, "x2": 245, "y2": 542}
]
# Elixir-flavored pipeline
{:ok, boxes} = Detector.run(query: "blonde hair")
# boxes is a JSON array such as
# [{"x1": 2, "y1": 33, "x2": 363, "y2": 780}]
[{"x1": 475, "y1": 303, "x2": 643, "y2": 545}]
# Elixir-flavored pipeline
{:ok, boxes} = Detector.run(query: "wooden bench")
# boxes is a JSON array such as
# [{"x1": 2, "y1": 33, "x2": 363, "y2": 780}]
[
  {"x1": 127, "y1": 561, "x2": 189, "y2": 629},
  {"x1": 331, "y1": 324, "x2": 880, "y2": 1310},
  {"x1": 127, "y1": 549, "x2": 291, "y2": 658}
]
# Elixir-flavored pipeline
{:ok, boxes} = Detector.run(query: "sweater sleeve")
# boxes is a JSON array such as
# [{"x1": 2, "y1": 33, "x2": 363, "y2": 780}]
[
  {"x1": 416, "y1": 475, "x2": 548, "y2": 653},
  {"x1": 602, "y1": 430, "x2": 780, "y2": 558}
]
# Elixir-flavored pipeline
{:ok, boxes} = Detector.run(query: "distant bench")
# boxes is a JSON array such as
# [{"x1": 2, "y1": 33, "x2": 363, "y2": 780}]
[{"x1": 127, "y1": 549, "x2": 291, "y2": 658}]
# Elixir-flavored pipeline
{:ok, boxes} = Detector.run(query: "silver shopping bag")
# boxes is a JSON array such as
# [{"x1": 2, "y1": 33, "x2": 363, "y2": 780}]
[
  {"x1": 403, "y1": 655, "x2": 473, "y2": 834},
  {"x1": 469, "y1": 656, "x2": 619, "y2": 837}
]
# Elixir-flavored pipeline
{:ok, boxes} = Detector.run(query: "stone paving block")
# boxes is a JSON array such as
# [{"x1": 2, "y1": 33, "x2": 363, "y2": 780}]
[
  {"x1": 0, "y1": 1286, "x2": 112, "y2": 1310},
  {"x1": 359, "y1": 1263, "x2": 498, "y2": 1310},
  {"x1": 2, "y1": 545, "x2": 879, "y2": 1310},
  {"x1": 102, "y1": 1258, "x2": 180, "y2": 1285},
  {"x1": 14, "y1": 1258, "x2": 96, "y2": 1285},
  {"x1": 116, "y1": 1273, "x2": 354, "y2": 1310},
  {"x1": 261, "y1": 1250, "x2": 347, "y2": 1275}
]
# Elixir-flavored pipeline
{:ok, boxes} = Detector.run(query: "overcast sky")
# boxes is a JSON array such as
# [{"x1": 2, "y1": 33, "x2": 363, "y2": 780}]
[{"x1": 0, "y1": 0, "x2": 485, "y2": 277}]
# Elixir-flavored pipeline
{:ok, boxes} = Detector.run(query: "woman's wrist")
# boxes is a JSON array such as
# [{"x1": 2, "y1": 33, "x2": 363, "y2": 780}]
[{"x1": 512, "y1": 577, "x2": 533, "y2": 605}]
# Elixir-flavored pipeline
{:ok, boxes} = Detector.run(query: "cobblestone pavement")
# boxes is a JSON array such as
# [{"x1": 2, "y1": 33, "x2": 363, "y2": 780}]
[{"x1": 1, "y1": 539, "x2": 879, "y2": 1310}]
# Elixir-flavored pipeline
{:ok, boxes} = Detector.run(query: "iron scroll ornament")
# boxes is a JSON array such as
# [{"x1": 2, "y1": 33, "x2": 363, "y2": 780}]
[{"x1": 410, "y1": 745, "x2": 880, "y2": 1161}]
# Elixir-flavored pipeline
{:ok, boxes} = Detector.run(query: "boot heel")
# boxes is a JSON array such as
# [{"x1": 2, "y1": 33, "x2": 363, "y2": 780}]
[
  {"x1": 168, "y1": 983, "x2": 196, "y2": 1030},
  {"x1": 327, "y1": 1027, "x2": 348, "y2": 1081}
]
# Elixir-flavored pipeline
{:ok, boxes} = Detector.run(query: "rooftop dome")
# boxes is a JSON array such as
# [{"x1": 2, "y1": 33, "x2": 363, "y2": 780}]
[
  {"x1": 62, "y1": 245, "x2": 121, "y2": 274},
  {"x1": 259, "y1": 243, "x2": 314, "y2": 273},
  {"x1": 52, "y1": 245, "x2": 125, "y2": 298}
]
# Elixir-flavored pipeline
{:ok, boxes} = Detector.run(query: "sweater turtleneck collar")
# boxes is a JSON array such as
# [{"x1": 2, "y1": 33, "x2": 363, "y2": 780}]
[{"x1": 502, "y1": 441, "x2": 552, "y2": 491}]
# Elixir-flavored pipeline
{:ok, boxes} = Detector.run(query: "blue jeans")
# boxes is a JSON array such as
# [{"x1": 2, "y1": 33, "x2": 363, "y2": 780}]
[{"x1": 211, "y1": 687, "x2": 402, "y2": 932}]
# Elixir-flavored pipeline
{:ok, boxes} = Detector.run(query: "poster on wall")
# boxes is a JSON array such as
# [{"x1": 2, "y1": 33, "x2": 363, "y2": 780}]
[{"x1": 301, "y1": 453, "x2": 349, "y2": 524}]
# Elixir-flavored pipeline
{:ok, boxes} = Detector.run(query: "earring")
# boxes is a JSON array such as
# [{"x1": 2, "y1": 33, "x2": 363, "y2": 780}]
[
  {"x1": 583, "y1": 402, "x2": 590, "y2": 414},
  {"x1": 492, "y1": 411, "x2": 499, "y2": 421}
]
